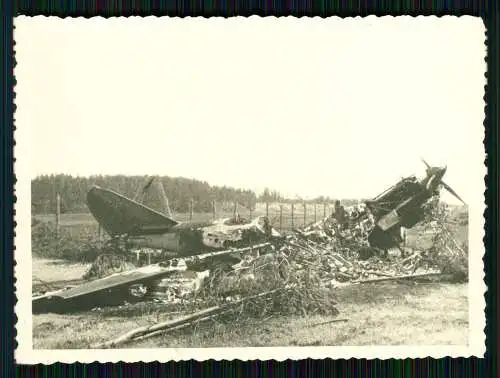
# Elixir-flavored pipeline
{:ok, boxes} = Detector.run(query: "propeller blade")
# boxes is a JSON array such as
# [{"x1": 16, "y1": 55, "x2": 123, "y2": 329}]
[
  {"x1": 142, "y1": 177, "x2": 155, "y2": 192},
  {"x1": 133, "y1": 176, "x2": 155, "y2": 201},
  {"x1": 442, "y1": 181, "x2": 466, "y2": 205},
  {"x1": 421, "y1": 158, "x2": 431, "y2": 170}
]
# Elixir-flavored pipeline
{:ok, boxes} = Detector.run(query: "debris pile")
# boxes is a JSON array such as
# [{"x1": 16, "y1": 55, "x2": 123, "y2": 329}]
[
  {"x1": 277, "y1": 237, "x2": 441, "y2": 288},
  {"x1": 91, "y1": 205, "x2": 465, "y2": 348},
  {"x1": 189, "y1": 206, "x2": 464, "y2": 308},
  {"x1": 33, "y1": 199, "x2": 468, "y2": 323},
  {"x1": 198, "y1": 251, "x2": 339, "y2": 318},
  {"x1": 298, "y1": 205, "x2": 375, "y2": 246},
  {"x1": 152, "y1": 270, "x2": 209, "y2": 303}
]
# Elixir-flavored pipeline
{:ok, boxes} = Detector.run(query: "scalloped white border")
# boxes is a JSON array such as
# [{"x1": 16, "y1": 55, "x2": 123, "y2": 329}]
[{"x1": 13, "y1": 15, "x2": 487, "y2": 364}]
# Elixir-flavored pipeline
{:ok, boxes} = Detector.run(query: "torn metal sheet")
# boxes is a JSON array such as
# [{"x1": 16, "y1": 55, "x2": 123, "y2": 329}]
[
  {"x1": 87, "y1": 186, "x2": 280, "y2": 260},
  {"x1": 33, "y1": 243, "x2": 272, "y2": 314},
  {"x1": 32, "y1": 261, "x2": 186, "y2": 314}
]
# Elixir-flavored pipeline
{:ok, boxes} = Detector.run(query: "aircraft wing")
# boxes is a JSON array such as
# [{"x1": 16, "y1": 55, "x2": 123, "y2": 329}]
[
  {"x1": 87, "y1": 186, "x2": 178, "y2": 236},
  {"x1": 32, "y1": 263, "x2": 184, "y2": 313}
]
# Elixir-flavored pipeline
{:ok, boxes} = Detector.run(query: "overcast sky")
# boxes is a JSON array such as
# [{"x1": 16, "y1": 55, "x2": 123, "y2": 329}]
[{"x1": 14, "y1": 16, "x2": 486, "y2": 203}]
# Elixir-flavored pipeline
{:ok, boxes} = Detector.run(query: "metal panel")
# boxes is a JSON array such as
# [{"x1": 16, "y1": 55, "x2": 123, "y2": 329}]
[
  {"x1": 377, "y1": 209, "x2": 400, "y2": 231},
  {"x1": 45, "y1": 264, "x2": 182, "y2": 300}
]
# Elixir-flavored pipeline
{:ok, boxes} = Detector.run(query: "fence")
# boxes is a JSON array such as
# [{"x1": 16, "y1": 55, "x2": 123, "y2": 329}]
[
  {"x1": 154, "y1": 201, "x2": 339, "y2": 233},
  {"x1": 44, "y1": 194, "x2": 354, "y2": 238}
]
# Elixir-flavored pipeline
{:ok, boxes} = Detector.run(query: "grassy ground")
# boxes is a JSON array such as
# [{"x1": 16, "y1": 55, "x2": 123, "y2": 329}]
[
  {"x1": 32, "y1": 269, "x2": 468, "y2": 349},
  {"x1": 405, "y1": 223, "x2": 468, "y2": 251}
]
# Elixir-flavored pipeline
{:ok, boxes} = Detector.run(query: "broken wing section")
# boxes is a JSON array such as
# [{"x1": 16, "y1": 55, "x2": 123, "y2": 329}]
[
  {"x1": 32, "y1": 263, "x2": 187, "y2": 313},
  {"x1": 87, "y1": 186, "x2": 178, "y2": 236}
]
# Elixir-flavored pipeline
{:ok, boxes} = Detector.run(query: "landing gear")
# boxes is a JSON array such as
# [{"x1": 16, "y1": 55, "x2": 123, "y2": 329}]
[
  {"x1": 366, "y1": 226, "x2": 408, "y2": 259},
  {"x1": 367, "y1": 227, "x2": 400, "y2": 251}
]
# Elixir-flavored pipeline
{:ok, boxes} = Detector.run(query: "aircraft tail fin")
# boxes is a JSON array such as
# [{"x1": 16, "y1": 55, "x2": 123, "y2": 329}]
[{"x1": 87, "y1": 186, "x2": 178, "y2": 236}]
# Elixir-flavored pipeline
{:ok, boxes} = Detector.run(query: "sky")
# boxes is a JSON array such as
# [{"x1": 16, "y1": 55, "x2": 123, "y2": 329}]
[{"x1": 14, "y1": 16, "x2": 486, "y2": 203}]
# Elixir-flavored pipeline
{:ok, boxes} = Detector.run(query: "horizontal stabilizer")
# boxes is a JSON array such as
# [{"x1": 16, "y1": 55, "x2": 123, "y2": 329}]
[{"x1": 87, "y1": 186, "x2": 178, "y2": 236}]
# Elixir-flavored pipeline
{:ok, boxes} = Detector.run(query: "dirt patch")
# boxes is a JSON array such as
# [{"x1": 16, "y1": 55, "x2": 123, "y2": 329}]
[{"x1": 32, "y1": 258, "x2": 90, "y2": 284}]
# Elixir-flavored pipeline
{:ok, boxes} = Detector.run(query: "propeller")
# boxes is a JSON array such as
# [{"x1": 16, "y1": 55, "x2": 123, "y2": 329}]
[
  {"x1": 421, "y1": 158, "x2": 432, "y2": 176},
  {"x1": 441, "y1": 181, "x2": 467, "y2": 205},
  {"x1": 421, "y1": 158, "x2": 467, "y2": 205},
  {"x1": 421, "y1": 158, "x2": 431, "y2": 170}
]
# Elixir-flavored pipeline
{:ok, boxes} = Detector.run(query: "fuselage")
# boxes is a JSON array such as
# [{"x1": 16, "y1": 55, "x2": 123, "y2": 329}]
[
  {"x1": 395, "y1": 167, "x2": 447, "y2": 215},
  {"x1": 126, "y1": 216, "x2": 273, "y2": 256},
  {"x1": 366, "y1": 166, "x2": 448, "y2": 249}
]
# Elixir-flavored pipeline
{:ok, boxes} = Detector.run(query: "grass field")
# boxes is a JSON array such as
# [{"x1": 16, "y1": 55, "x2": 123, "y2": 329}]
[{"x1": 32, "y1": 257, "x2": 468, "y2": 349}]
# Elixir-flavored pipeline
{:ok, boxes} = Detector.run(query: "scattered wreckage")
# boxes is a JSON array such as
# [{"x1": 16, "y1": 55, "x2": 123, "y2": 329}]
[
  {"x1": 33, "y1": 243, "x2": 273, "y2": 314},
  {"x1": 86, "y1": 185, "x2": 277, "y2": 254},
  {"x1": 33, "y1": 160, "x2": 467, "y2": 316}
]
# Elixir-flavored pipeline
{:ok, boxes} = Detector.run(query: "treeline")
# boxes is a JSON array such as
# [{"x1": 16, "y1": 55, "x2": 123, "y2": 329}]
[
  {"x1": 257, "y1": 188, "x2": 352, "y2": 206},
  {"x1": 31, "y1": 174, "x2": 258, "y2": 214},
  {"x1": 31, "y1": 174, "x2": 360, "y2": 214}
]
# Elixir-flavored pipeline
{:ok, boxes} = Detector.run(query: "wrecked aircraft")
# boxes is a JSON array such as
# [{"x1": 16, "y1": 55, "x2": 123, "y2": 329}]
[
  {"x1": 33, "y1": 243, "x2": 273, "y2": 313},
  {"x1": 33, "y1": 181, "x2": 281, "y2": 314},
  {"x1": 87, "y1": 185, "x2": 280, "y2": 257},
  {"x1": 33, "y1": 161, "x2": 465, "y2": 314},
  {"x1": 364, "y1": 159, "x2": 466, "y2": 250}
]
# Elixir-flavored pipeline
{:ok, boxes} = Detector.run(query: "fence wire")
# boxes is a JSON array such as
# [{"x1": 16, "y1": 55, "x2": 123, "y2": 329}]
[{"x1": 44, "y1": 201, "x2": 348, "y2": 237}]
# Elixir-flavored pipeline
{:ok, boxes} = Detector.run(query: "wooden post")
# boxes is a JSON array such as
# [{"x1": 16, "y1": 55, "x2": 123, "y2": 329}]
[
  {"x1": 279, "y1": 204, "x2": 283, "y2": 232},
  {"x1": 189, "y1": 198, "x2": 194, "y2": 222},
  {"x1": 323, "y1": 203, "x2": 327, "y2": 218},
  {"x1": 52, "y1": 178, "x2": 56, "y2": 208},
  {"x1": 249, "y1": 205, "x2": 252, "y2": 220},
  {"x1": 303, "y1": 202, "x2": 306, "y2": 227},
  {"x1": 291, "y1": 203, "x2": 294, "y2": 229},
  {"x1": 233, "y1": 201, "x2": 239, "y2": 217},
  {"x1": 212, "y1": 200, "x2": 216, "y2": 220},
  {"x1": 55, "y1": 193, "x2": 61, "y2": 237},
  {"x1": 266, "y1": 202, "x2": 269, "y2": 218},
  {"x1": 314, "y1": 203, "x2": 317, "y2": 223}
]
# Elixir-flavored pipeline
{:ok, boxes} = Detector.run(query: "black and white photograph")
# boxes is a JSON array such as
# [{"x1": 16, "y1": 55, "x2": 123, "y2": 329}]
[{"x1": 14, "y1": 16, "x2": 486, "y2": 363}]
